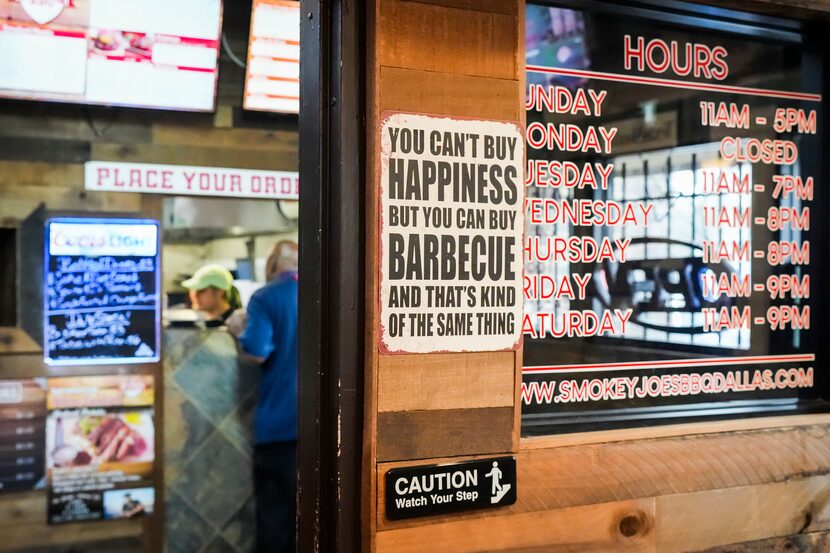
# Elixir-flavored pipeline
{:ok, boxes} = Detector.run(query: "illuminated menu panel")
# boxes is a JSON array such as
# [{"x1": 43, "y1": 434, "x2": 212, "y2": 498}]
[
  {"x1": 523, "y1": 5, "x2": 822, "y2": 432},
  {"x1": 44, "y1": 218, "x2": 160, "y2": 366},
  {"x1": 0, "y1": 0, "x2": 221, "y2": 111},
  {"x1": 46, "y1": 375, "x2": 155, "y2": 524},
  {"x1": 243, "y1": 0, "x2": 300, "y2": 114}
]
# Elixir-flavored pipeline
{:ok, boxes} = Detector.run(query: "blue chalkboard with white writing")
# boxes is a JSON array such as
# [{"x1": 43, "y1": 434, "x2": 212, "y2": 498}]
[{"x1": 43, "y1": 218, "x2": 160, "y2": 365}]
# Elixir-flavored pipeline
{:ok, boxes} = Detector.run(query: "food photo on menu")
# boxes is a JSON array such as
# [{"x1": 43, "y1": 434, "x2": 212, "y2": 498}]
[
  {"x1": 44, "y1": 376, "x2": 156, "y2": 524},
  {"x1": 47, "y1": 408, "x2": 154, "y2": 471},
  {"x1": 89, "y1": 29, "x2": 155, "y2": 61}
]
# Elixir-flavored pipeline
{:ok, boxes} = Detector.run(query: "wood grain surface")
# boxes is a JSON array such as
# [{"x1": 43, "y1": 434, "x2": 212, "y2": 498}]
[
  {"x1": 364, "y1": 2, "x2": 523, "y2": 551},
  {"x1": 378, "y1": 352, "x2": 515, "y2": 413}
]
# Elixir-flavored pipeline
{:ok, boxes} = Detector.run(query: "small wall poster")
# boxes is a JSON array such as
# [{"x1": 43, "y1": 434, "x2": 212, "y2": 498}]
[{"x1": 379, "y1": 113, "x2": 525, "y2": 353}]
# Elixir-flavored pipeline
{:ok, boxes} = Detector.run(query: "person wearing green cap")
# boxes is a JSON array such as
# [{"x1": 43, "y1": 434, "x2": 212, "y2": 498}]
[{"x1": 181, "y1": 264, "x2": 242, "y2": 327}]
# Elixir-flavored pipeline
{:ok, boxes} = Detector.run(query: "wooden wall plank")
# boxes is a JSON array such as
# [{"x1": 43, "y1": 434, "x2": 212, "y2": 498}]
[
  {"x1": 0, "y1": 161, "x2": 82, "y2": 188},
  {"x1": 521, "y1": 414, "x2": 830, "y2": 451},
  {"x1": 376, "y1": 498, "x2": 656, "y2": 553},
  {"x1": 377, "y1": 0, "x2": 518, "y2": 80},
  {"x1": 0, "y1": 328, "x2": 40, "y2": 354},
  {"x1": 0, "y1": 186, "x2": 142, "y2": 225},
  {"x1": 152, "y1": 125, "x2": 299, "y2": 156},
  {"x1": 377, "y1": 407, "x2": 513, "y2": 462},
  {"x1": 0, "y1": 112, "x2": 151, "y2": 144},
  {"x1": 91, "y1": 142, "x2": 297, "y2": 171},
  {"x1": 0, "y1": 137, "x2": 90, "y2": 164},
  {"x1": 401, "y1": 0, "x2": 517, "y2": 15},
  {"x1": 512, "y1": 424, "x2": 830, "y2": 513},
  {"x1": 0, "y1": 520, "x2": 143, "y2": 549},
  {"x1": 700, "y1": 530, "x2": 830, "y2": 553},
  {"x1": 379, "y1": 67, "x2": 521, "y2": 121},
  {"x1": 378, "y1": 352, "x2": 514, "y2": 412},
  {"x1": 655, "y1": 475, "x2": 830, "y2": 553}
]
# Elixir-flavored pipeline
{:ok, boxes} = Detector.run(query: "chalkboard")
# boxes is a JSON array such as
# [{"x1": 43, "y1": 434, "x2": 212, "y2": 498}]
[{"x1": 43, "y1": 218, "x2": 160, "y2": 365}]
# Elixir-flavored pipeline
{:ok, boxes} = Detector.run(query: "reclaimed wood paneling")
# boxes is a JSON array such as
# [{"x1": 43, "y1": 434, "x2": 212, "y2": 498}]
[
  {"x1": 151, "y1": 125, "x2": 298, "y2": 153},
  {"x1": 377, "y1": 1, "x2": 519, "y2": 79},
  {"x1": 520, "y1": 414, "x2": 830, "y2": 450},
  {"x1": 378, "y1": 352, "x2": 515, "y2": 413},
  {"x1": 376, "y1": 498, "x2": 656, "y2": 553},
  {"x1": 91, "y1": 142, "x2": 296, "y2": 172},
  {"x1": 655, "y1": 476, "x2": 830, "y2": 553},
  {"x1": 700, "y1": 530, "x2": 830, "y2": 553},
  {"x1": 0, "y1": 110, "x2": 151, "y2": 145},
  {"x1": 378, "y1": 67, "x2": 522, "y2": 121},
  {"x1": 377, "y1": 407, "x2": 514, "y2": 462},
  {"x1": 0, "y1": 328, "x2": 39, "y2": 354},
  {"x1": 401, "y1": 0, "x2": 518, "y2": 15}
]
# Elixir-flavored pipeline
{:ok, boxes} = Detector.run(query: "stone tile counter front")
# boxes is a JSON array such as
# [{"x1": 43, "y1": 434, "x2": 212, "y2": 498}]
[{"x1": 162, "y1": 328, "x2": 259, "y2": 553}]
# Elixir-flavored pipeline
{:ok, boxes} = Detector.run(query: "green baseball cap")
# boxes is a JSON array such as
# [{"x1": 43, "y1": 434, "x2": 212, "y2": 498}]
[{"x1": 181, "y1": 265, "x2": 233, "y2": 291}]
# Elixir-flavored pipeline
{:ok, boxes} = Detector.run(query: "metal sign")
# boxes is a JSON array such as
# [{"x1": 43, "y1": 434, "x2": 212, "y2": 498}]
[
  {"x1": 378, "y1": 112, "x2": 525, "y2": 354},
  {"x1": 385, "y1": 457, "x2": 516, "y2": 520}
]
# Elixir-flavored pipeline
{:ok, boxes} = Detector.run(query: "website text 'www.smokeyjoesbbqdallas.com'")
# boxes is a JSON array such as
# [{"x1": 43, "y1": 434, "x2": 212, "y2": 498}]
[{"x1": 522, "y1": 367, "x2": 814, "y2": 405}]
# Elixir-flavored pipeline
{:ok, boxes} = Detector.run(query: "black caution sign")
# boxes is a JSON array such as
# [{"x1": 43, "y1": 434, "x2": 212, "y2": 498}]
[{"x1": 385, "y1": 457, "x2": 516, "y2": 520}]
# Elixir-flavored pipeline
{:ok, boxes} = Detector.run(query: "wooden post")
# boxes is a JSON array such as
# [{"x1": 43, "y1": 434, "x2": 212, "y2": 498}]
[{"x1": 364, "y1": 1, "x2": 524, "y2": 551}]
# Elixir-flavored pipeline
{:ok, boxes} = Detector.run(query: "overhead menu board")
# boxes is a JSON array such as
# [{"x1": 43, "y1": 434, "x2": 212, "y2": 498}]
[
  {"x1": 0, "y1": 0, "x2": 222, "y2": 111},
  {"x1": 243, "y1": 0, "x2": 300, "y2": 114},
  {"x1": 44, "y1": 218, "x2": 160, "y2": 366},
  {"x1": 522, "y1": 4, "x2": 825, "y2": 433}
]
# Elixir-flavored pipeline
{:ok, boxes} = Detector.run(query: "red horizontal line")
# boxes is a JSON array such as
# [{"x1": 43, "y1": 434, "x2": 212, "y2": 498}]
[
  {"x1": 177, "y1": 66, "x2": 215, "y2": 73},
  {"x1": 523, "y1": 354, "x2": 815, "y2": 374},
  {"x1": 53, "y1": 30, "x2": 86, "y2": 39},
  {"x1": 526, "y1": 65, "x2": 822, "y2": 102}
]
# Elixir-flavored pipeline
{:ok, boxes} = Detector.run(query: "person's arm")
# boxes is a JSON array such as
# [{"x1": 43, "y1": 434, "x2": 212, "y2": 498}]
[{"x1": 235, "y1": 295, "x2": 275, "y2": 365}]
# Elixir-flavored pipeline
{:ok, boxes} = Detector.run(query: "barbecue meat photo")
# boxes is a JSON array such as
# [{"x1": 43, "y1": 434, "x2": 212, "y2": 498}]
[{"x1": 77, "y1": 415, "x2": 148, "y2": 463}]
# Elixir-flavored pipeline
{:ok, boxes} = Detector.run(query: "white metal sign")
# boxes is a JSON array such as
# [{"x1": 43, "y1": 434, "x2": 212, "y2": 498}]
[
  {"x1": 379, "y1": 112, "x2": 524, "y2": 353},
  {"x1": 85, "y1": 161, "x2": 299, "y2": 200}
]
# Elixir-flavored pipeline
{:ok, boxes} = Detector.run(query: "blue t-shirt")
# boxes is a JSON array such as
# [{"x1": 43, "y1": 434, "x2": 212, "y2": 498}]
[{"x1": 240, "y1": 271, "x2": 298, "y2": 444}]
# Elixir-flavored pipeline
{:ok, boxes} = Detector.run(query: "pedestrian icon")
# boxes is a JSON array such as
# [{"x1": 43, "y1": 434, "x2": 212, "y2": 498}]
[{"x1": 485, "y1": 461, "x2": 511, "y2": 504}]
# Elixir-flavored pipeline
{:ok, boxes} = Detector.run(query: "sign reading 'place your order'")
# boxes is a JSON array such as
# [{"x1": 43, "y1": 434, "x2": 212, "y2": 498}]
[{"x1": 379, "y1": 113, "x2": 524, "y2": 353}]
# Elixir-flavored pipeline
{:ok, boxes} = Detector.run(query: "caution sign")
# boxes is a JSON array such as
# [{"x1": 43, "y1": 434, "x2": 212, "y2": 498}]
[
  {"x1": 379, "y1": 113, "x2": 525, "y2": 353},
  {"x1": 385, "y1": 457, "x2": 517, "y2": 520}
]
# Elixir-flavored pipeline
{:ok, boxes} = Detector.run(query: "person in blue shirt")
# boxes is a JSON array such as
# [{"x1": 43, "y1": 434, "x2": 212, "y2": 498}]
[{"x1": 229, "y1": 240, "x2": 298, "y2": 553}]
